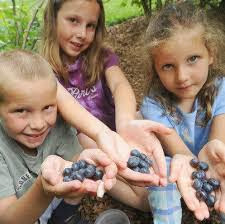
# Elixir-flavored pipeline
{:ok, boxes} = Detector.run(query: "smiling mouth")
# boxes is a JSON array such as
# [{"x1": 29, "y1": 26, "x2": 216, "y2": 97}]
[{"x1": 24, "y1": 131, "x2": 46, "y2": 138}]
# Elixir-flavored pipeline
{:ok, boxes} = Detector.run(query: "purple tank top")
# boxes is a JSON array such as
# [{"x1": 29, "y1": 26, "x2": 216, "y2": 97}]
[{"x1": 59, "y1": 51, "x2": 119, "y2": 131}]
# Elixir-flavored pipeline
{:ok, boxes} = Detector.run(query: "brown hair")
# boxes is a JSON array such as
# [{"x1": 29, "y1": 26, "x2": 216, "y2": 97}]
[
  {"x1": 0, "y1": 49, "x2": 56, "y2": 103},
  {"x1": 41, "y1": 0, "x2": 107, "y2": 86},
  {"x1": 144, "y1": 1, "x2": 225, "y2": 125}
]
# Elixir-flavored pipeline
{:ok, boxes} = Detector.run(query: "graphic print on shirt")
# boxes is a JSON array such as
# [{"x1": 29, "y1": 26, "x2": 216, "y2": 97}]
[{"x1": 16, "y1": 171, "x2": 32, "y2": 192}]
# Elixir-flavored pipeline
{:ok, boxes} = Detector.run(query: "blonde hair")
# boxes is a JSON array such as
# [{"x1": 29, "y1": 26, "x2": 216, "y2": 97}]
[
  {"x1": 144, "y1": 1, "x2": 225, "y2": 125},
  {"x1": 0, "y1": 49, "x2": 56, "y2": 103},
  {"x1": 41, "y1": 0, "x2": 107, "y2": 86}
]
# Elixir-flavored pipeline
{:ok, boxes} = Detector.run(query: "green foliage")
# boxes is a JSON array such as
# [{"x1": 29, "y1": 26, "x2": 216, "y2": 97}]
[
  {"x1": 103, "y1": 0, "x2": 143, "y2": 26},
  {"x1": 0, "y1": 0, "x2": 223, "y2": 51},
  {"x1": 0, "y1": 0, "x2": 44, "y2": 51}
]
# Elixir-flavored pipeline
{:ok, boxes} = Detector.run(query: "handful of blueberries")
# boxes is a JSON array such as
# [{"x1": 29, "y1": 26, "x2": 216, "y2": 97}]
[
  {"x1": 190, "y1": 158, "x2": 220, "y2": 208},
  {"x1": 63, "y1": 160, "x2": 104, "y2": 182},
  {"x1": 127, "y1": 149, "x2": 153, "y2": 173}
]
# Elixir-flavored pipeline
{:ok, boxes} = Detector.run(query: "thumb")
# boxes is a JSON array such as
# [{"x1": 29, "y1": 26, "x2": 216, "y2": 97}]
[
  {"x1": 169, "y1": 157, "x2": 182, "y2": 182},
  {"x1": 144, "y1": 120, "x2": 172, "y2": 135}
]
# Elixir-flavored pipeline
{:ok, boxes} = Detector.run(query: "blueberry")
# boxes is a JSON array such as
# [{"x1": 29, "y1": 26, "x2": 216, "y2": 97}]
[
  {"x1": 196, "y1": 190, "x2": 207, "y2": 201},
  {"x1": 70, "y1": 172, "x2": 78, "y2": 180},
  {"x1": 63, "y1": 168, "x2": 72, "y2": 177},
  {"x1": 144, "y1": 157, "x2": 153, "y2": 166},
  {"x1": 192, "y1": 179, "x2": 203, "y2": 191},
  {"x1": 190, "y1": 158, "x2": 199, "y2": 168},
  {"x1": 84, "y1": 165, "x2": 96, "y2": 178},
  {"x1": 139, "y1": 160, "x2": 149, "y2": 169},
  {"x1": 208, "y1": 178, "x2": 220, "y2": 190},
  {"x1": 127, "y1": 156, "x2": 140, "y2": 168},
  {"x1": 140, "y1": 167, "x2": 150, "y2": 174},
  {"x1": 77, "y1": 160, "x2": 87, "y2": 169},
  {"x1": 192, "y1": 171, "x2": 198, "y2": 179},
  {"x1": 94, "y1": 169, "x2": 104, "y2": 180},
  {"x1": 130, "y1": 149, "x2": 141, "y2": 157},
  {"x1": 80, "y1": 169, "x2": 86, "y2": 176},
  {"x1": 202, "y1": 182, "x2": 213, "y2": 193},
  {"x1": 76, "y1": 172, "x2": 84, "y2": 182},
  {"x1": 72, "y1": 162, "x2": 80, "y2": 171},
  {"x1": 132, "y1": 167, "x2": 140, "y2": 172},
  {"x1": 195, "y1": 170, "x2": 206, "y2": 180},
  {"x1": 198, "y1": 161, "x2": 209, "y2": 171},
  {"x1": 140, "y1": 153, "x2": 147, "y2": 161},
  {"x1": 205, "y1": 194, "x2": 216, "y2": 207},
  {"x1": 63, "y1": 176, "x2": 73, "y2": 182}
]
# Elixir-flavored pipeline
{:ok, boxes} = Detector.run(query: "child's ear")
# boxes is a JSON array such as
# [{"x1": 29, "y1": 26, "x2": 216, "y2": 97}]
[{"x1": 209, "y1": 55, "x2": 213, "y2": 65}]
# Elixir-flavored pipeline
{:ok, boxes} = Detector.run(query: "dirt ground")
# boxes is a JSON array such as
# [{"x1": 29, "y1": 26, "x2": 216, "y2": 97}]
[{"x1": 80, "y1": 13, "x2": 225, "y2": 224}]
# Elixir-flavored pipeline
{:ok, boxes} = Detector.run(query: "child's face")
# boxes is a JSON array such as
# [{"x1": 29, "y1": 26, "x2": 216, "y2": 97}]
[
  {"x1": 0, "y1": 77, "x2": 57, "y2": 151},
  {"x1": 56, "y1": 0, "x2": 100, "y2": 63},
  {"x1": 153, "y1": 25, "x2": 213, "y2": 107}
]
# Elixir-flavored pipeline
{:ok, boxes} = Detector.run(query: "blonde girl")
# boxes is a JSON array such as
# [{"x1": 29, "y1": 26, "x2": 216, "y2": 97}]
[{"x1": 140, "y1": 1, "x2": 225, "y2": 222}]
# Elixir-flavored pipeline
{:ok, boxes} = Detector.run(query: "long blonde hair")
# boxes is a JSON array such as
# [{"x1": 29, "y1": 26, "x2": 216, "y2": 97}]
[
  {"x1": 144, "y1": 1, "x2": 225, "y2": 125},
  {"x1": 41, "y1": 0, "x2": 107, "y2": 86}
]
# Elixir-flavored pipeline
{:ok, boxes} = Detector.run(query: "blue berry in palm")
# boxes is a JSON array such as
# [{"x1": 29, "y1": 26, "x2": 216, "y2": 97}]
[
  {"x1": 63, "y1": 168, "x2": 72, "y2": 177},
  {"x1": 202, "y1": 182, "x2": 213, "y2": 193},
  {"x1": 139, "y1": 160, "x2": 149, "y2": 168},
  {"x1": 94, "y1": 169, "x2": 104, "y2": 180},
  {"x1": 131, "y1": 149, "x2": 141, "y2": 157},
  {"x1": 127, "y1": 156, "x2": 140, "y2": 168},
  {"x1": 76, "y1": 172, "x2": 85, "y2": 182},
  {"x1": 208, "y1": 178, "x2": 220, "y2": 190},
  {"x1": 63, "y1": 176, "x2": 73, "y2": 182},
  {"x1": 72, "y1": 162, "x2": 80, "y2": 171},
  {"x1": 192, "y1": 179, "x2": 203, "y2": 191},
  {"x1": 71, "y1": 172, "x2": 78, "y2": 180},
  {"x1": 84, "y1": 165, "x2": 96, "y2": 178},
  {"x1": 140, "y1": 167, "x2": 150, "y2": 174},
  {"x1": 78, "y1": 160, "x2": 87, "y2": 169},
  {"x1": 198, "y1": 161, "x2": 209, "y2": 171},
  {"x1": 196, "y1": 190, "x2": 207, "y2": 201},
  {"x1": 205, "y1": 194, "x2": 216, "y2": 207},
  {"x1": 195, "y1": 170, "x2": 206, "y2": 180},
  {"x1": 190, "y1": 158, "x2": 199, "y2": 168},
  {"x1": 133, "y1": 167, "x2": 140, "y2": 172},
  {"x1": 144, "y1": 157, "x2": 153, "y2": 166},
  {"x1": 140, "y1": 153, "x2": 147, "y2": 161}
]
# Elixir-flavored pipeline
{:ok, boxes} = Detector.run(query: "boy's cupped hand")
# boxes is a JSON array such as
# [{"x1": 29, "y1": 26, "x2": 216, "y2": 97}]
[{"x1": 40, "y1": 149, "x2": 117, "y2": 200}]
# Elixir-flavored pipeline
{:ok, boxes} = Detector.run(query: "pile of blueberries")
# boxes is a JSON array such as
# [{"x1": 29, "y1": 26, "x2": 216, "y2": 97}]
[
  {"x1": 63, "y1": 160, "x2": 104, "y2": 182},
  {"x1": 127, "y1": 149, "x2": 153, "y2": 173},
  {"x1": 190, "y1": 158, "x2": 220, "y2": 208}
]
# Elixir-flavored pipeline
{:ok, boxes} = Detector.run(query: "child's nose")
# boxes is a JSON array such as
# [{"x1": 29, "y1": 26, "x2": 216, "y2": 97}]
[
  {"x1": 30, "y1": 114, "x2": 45, "y2": 130},
  {"x1": 75, "y1": 25, "x2": 86, "y2": 39},
  {"x1": 176, "y1": 67, "x2": 189, "y2": 83}
]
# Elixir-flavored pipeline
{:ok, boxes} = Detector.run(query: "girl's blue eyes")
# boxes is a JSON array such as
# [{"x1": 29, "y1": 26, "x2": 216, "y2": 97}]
[
  {"x1": 162, "y1": 64, "x2": 173, "y2": 71},
  {"x1": 188, "y1": 55, "x2": 199, "y2": 64}
]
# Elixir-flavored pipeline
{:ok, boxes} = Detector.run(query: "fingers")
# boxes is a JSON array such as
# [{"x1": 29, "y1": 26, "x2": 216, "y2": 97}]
[
  {"x1": 215, "y1": 182, "x2": 225, "y2": 213},
  {"x1": 143, "y1": 120, "x2": 172, "y2": 135},
  {"x1": 169, "y1": 156, "x2": 183, "y2": 183},
  {"x1": 119, "y1": 168, "x2": 159, "y2": 186},
  {"x1": 150, "y1": 140, "x2": 167, "y2": 179},
  {"x1": 193, "y1": 202, "x2": 210, "y2": 220},
  {"x1": 104, "y1": 162, "x2": 118, "y2": 179}
]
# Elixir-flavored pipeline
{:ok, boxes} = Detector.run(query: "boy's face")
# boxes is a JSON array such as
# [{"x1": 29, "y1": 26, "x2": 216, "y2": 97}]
[{"x1": 0, "y1": 77, "x2": 57, "y2": 152}]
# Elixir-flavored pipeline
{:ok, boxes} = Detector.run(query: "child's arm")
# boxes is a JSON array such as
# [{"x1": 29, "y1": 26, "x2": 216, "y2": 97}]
[
  {"x1": 105, "y1": 65, "x2": 137, "y2": 128},
  {"x1": 0, "y1": 176, "x2": 53, "y2": 224},
  {"x1": 108, "y1": 176, "x2": 150, "y2": 212},
  {"x1": 156, "y1": 129, "x2": 195, "y2": 157},
  {"x1": 208, "y1": 114, "x2": 225, "y2": 143}
]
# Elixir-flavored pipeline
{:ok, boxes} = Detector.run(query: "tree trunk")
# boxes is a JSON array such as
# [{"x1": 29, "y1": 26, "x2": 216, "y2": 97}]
[
  {"x1": 141, "y1": 0, "x2": 151, "y2": 17},
  {"x1": 156, "y1": 0, "x2": 162, "y2": 10}
]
